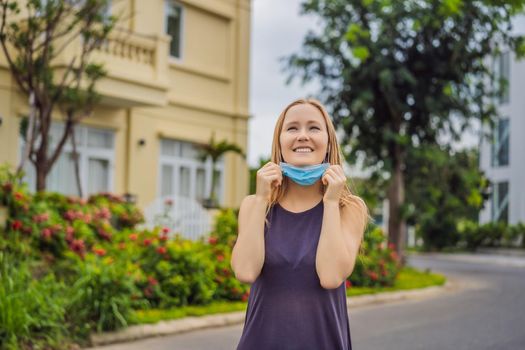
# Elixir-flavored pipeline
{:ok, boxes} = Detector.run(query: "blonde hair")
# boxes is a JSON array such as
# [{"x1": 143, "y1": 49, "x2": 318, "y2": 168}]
[{"x1": 265, "y1": 98, "x2": 370, "y2": 232}]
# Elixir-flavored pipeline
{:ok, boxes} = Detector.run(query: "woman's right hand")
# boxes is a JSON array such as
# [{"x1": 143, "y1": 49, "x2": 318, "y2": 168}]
[{"x1": 255, "y1": 162, "x2": 283, "y2": 203}]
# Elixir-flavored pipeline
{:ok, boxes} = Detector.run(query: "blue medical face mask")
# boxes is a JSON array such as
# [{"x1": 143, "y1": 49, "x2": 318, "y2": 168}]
[{"x1": 280, "y1": 161, "x2": 330, "y2": 186}]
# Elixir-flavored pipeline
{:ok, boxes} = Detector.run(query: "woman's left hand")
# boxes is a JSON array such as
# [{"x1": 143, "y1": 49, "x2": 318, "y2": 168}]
[{"x1": 321, "y1": 165, "x2": 346, "y2": 203}]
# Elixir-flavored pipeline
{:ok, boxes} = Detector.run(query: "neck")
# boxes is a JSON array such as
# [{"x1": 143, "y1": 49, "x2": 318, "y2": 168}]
[{"x1": 281, "y1": 178, "x2": 324, "y2": 205}]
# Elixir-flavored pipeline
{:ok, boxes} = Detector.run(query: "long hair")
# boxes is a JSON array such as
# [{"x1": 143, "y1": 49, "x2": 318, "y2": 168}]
[{"x1": 264, "y1": 98, "x2": 369, "y2": 231}]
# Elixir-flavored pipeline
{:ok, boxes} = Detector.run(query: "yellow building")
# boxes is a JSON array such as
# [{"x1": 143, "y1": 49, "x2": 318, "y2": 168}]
[{"x1": 0, "y1": 0, "x2": 251, "y2": 210}]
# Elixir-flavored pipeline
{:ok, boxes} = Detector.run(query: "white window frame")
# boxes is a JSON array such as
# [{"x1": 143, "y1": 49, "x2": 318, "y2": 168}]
[
  {"x1": 164, "y1": 0, "x2": 184, "y2": 61},
  {"x1": 492, "y1": 181, "x2": 509, "y2": 223},
  {"x1": 491, "y1": 117, "x2": 510, "y2": 167},
  {"x1": 19, "y1": 123, "x2": 115, "y2": 197},
  {"x1": 493, "y1": 51, "x2": 510, "y2": 105},
  {"x1": 158, "y1": 139, "x2": 225, "y2": 205}
]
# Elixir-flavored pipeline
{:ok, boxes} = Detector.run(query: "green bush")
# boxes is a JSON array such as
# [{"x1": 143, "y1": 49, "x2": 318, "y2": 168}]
[
  {"x1": 206, "y1": 209, "x2": 249, "y2": 301},
  {"x1": 0, "y1": 252, "x2": 70, "y2": 350},
  {"x1": 348, "y1": 225, "x2": 402, "y2": 288},
  {"x1": 65, "y1": 252, "x2": 143, "y2": 335},
  {"x1": 457, "y1": 221, "x2": 525, "y2": 251}
]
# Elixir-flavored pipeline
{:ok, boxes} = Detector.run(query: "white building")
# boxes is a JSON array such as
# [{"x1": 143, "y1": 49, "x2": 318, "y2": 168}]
[{"x1": 479, "y1": 19, "x2": 525, "y2": 225}]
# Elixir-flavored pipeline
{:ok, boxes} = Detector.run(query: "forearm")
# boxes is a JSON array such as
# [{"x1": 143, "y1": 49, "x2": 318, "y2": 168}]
[
  {"x1": 315, "y1": 200, "x2": 354, "y2": 289},
  {"x1": 231, "y1": 196, "x2": 267, "y2": 283}
]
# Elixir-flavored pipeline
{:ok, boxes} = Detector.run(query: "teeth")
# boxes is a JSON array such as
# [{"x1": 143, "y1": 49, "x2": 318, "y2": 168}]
[{"x1": 294, "y1": 148, "x2": 312, "y2": 153}]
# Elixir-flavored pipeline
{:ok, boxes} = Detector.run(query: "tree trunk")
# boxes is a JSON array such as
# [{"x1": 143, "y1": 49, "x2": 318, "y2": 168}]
[
  {"x1": 36, "y1": 160, "x2": 47, "y2": 191},
  {"x1": 387, "y1": 145, "x2": 406, "y2": 260},
  {"x1": 71, "y1": 129, "x2": 83, "y2": 197}
]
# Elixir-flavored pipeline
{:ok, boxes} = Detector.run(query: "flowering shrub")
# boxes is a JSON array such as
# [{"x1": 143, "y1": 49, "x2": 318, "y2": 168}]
[
  {"x1": 206, "y1": 208, "x2": 250, "y2": 301},
  {"x1": 347, "y1": 226, "x2": 402, "y2": 287}
]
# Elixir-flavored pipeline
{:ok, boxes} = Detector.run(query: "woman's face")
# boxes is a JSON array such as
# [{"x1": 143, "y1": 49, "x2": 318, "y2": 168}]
[{"x1": 279, "y1": 103, "x2": 329, "y2": 167}]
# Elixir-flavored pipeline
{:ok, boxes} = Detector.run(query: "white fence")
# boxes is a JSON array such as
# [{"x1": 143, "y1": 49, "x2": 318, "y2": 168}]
[{"x1": 142, "y1": 195, "x2": 212, "y2": 241}]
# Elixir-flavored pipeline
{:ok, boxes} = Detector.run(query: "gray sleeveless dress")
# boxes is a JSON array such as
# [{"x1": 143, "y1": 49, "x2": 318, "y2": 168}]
[{"x1": 236, "y1": 199, "x2": 352, "y2": 350}]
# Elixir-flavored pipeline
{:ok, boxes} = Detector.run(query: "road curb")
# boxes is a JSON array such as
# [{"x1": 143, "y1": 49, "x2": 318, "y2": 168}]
[{"x1": 87, "y1": 280, "x2": 459, "y2": 348}]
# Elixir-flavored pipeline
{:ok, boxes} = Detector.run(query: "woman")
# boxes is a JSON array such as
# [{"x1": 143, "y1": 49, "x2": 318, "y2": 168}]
[{"x1": 232, "y1": 98, "x2": 368, "y2": 350}]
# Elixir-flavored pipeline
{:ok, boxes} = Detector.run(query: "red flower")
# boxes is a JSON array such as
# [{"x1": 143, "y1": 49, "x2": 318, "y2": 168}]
[
  {"x1": 217, "y1": 254, "x2": 224, "y2": 262},
  {"x1": 388, "y1": 242, "x2": 396, "y2": 250},
  {"x1": 118, "y1": 242, "x2": 126, "y2": 250},
  {"x1": 156, "y1": 246, "x2": 167, "y2": 254},
  {"x1": 241, "y1": 292, "x2": 249, "y2": 302},
  {"x1": 11, "y1": 220, "x2": 23, "y2": 231},
  {"x1": 41, "y1": 228, "x2": 52, "y2": 240},
  {"x1": 97, "y1": 228, "x2": 112, "y2": 241},
  {"x1": 164, "y1": 199, "x2": 174, "y2": 206},
  {"x1": 14, "y1": 192, "x2": 24, "y2": 201},
  {"x1": 345, "y1": 280, "x2": 352, "y2": 289},
  {"x1": 161, "y1": 227, "x2": 170, "y2": 234},
  {"x1": 129, "y1": 233, "x2": 138, "y2": 241},
  {"x1": 368, "y1": 271, "x2": 379, "y2": 281},
  {"x1": 147, "y1": 276, "x2": 158, "y2": 286},
  {"x1": 208, "y1": 236, "x2": 218, "y2": 245},
  {"x1": 93, "y1": 247, "x2": 106, "y2": 256},
  {"x1": 389, "y1": 251, "x2": 399, "y2": 261},
  {"x1": 221, "y1": 267, "x2": 230, "y2": 276},
  {"x1": 159, "y1": 234, "x2": 168, "y2": 241},
  {"x1": 143, "y1": 238, "x2": 152, "y2": 246}
]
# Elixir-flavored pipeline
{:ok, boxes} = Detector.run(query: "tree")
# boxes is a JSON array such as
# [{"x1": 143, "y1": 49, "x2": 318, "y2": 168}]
[
  {"x1": 196, "y1": 131, "x2": 245, "y2": 208},
  {"x1": 284, "y1": 0, "x2": 525, "y2": 256},
  {"x1": 405, "y1": 145, "x2": 489, "y2": 250},
  {"x1": 0, "y1": 0, "x2": 116, "y2": 193}
]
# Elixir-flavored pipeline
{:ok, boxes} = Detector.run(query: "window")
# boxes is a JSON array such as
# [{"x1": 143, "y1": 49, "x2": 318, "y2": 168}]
[
  {"x1": 165, "y1": 1, "x2": 183, "y2": 59},
  {"x1": 491, "y1": 118, "x2": 509, "y2": 167},
  {"x1": 494, "y1": 51, "x2": 510, "y2": 104},
  {"x1": 21, "y1": 124, "x2": 115, "y2": 196},
  {"x1": 491, "y1": 181, "x2": 509, "y2": 223},
  {"x1": 159, "y1": 139, "x2": 225, "y2": 205}
]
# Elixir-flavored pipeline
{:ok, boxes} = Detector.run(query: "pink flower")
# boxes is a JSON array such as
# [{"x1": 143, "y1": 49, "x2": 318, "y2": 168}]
[
  {"x1": 41, "y1": 228, "x2": 52, "y2": 240},
  {"x1": 156, "y1": 246, "x2": 167, "y2": 255},
  {"x1": 208, "y1": 236, "x2": 218, "y2": 245},
  {"x1": 129, "y1": 233, "x2": 138, "y2": 241},
  {"x1": 143, "y1": 238, "x2": 152, "y2": 246},
  {"x1": 217, "y1": 254, "x2": 224, "y2": 262},
  {"x1": 345, "y1": 280, "x2": 352, "y2": 288},
  {"x1": 159, "y1": 234, "x2": 168, "y2": 241},
  {"x1": 65, "y1": 226, "x2": 75, "y2": 242},
  {"x1": 164, "y1": 199, "x2": 174, "y2": 206},
  {"x1": 161, "y1": 227, "x2": 170, "y2": 234},
  {"x1": 33, "y1": 213, "x2": 49, "y2": 223},
  {"x1": 70, "y1": 239, "x2": 85, "y2": 255},
  {"x1": 147, "y1": 276, "x2": 158, "y2": 286}
]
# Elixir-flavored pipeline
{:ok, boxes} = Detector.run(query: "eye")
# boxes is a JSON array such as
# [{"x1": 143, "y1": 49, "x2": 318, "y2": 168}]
[
  {"x1": 287, "y1": 127, "x2": 297, "y2": 131},
  {"x1": 311, "y1": 126, "x2": 320, "y2": 130}
]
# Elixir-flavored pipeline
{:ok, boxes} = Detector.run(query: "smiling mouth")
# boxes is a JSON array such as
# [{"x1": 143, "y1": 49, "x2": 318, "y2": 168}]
[{"x1": 293, "y1": 147, "x2": 313, "y2": 153}]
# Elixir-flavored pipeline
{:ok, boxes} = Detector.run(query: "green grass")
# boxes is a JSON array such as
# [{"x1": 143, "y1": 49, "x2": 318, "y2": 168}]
[
  {"x1": 346, "y1": 266, "x2": 446, "y2": 297},
  {"x1": 130, "y1": 267, "x2": 446, "y2": 325}
]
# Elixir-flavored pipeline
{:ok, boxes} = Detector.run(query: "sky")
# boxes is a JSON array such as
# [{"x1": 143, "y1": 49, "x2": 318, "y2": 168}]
[{"x1": 248, "y1": 0, "x2": 317, "y2": 167}]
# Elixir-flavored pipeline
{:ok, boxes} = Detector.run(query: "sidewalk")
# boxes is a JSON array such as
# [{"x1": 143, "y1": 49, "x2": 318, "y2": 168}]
[
  {"x1": 412, "y1": 252, "x2": 525, "y2": 268},
  {"x1": 87, "y1": 277, "x2": 463, "y2": 348}
]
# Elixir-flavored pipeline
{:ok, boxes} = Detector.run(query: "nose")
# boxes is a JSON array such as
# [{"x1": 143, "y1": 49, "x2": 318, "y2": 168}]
[{"x1": 298, "y1": 128, "x2": 309, "y2": 140}]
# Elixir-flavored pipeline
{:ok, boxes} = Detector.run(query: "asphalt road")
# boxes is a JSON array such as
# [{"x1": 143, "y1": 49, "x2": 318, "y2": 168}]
[{"x1": 91, "y1": 254, "x2": 525, "y2": 350}]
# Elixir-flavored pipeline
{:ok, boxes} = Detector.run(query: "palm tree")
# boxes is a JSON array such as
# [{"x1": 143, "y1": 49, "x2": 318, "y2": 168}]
[{"x1": 196, "y1": 132, "x2": 245, "y2": 208}]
